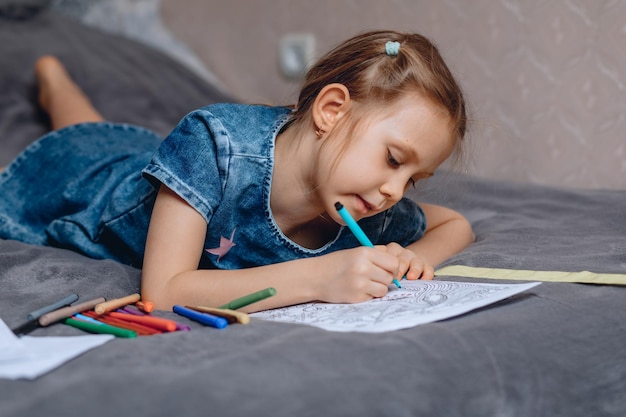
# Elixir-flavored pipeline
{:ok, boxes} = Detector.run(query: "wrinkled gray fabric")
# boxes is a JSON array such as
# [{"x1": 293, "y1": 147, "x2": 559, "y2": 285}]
[
  {"x1": 1, "y1": 178, "x2": 625, "y2": 417},
  {"x1": 1, "y1": 7, "x2": 625, "y2": 417},
  {"x1": 416, "y1": 174, "x2": 626, "y2": 274}
]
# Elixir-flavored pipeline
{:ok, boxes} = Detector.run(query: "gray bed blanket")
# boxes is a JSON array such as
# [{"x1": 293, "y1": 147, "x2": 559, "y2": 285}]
[
  {"x1": 1, "y1": 173, "x2": 625, "y2": 417},
  {"x1": 1, "y1": 5, "x2": 625, "y2": 417}
]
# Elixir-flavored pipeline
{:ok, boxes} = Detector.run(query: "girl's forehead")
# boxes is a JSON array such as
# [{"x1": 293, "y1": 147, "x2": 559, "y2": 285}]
[
  {"x1": 356, "y1": 92, "x2": 450, "y2": 121},
  {"x1": 372, "y1": 96, "x2": 455, "y2": 161},
  {"x1": 358, "y1": 95, "x2": 453, "y2": 134}
]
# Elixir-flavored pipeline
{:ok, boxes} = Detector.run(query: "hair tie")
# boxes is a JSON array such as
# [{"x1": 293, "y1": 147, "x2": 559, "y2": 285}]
[{"x1": 385, "y1": 41, "x2": 400, "y2": 56}]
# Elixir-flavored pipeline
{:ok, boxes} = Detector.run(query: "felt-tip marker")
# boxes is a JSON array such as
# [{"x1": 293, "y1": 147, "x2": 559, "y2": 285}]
[
  {"x1": 173, "y1": 305, "x2": 228, "y2": 329},
  {"x1": 335, "y1": 201, "x2": 402, "y2": 288},
  {"x1": 38, "y1": 297, "x2": 106, "y2": 326},
  {"x1": 12, "y1": 293, "x2": 80, "y2": 336},
  {"x1": 189, "y1": 306, "x2": 251, "y2": 324},
  {"x1": 95, "y1": 293, "x2": 141, "y2": 315},
  {"x1": 219, "y1": 287, "x2": 277, "y2": 310},
  {"x1": 120, "y1": 305, "x2": 191, "y2": 331},
  {"x1": 27, "y1": 293, "x2": 79, "y2": 321},
  {"x1": 64, "y1": 317, "x2": 137, "y2": 338}
]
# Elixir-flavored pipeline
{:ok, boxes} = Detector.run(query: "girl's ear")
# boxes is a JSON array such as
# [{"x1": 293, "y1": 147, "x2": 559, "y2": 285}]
[{"x1": 312, "y1": 83, "x2": 351, "y2": 135}]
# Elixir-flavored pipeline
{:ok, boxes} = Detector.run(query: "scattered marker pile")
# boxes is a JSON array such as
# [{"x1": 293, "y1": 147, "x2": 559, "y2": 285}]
[{"x1": 11, "y1": 287, "x2": 277, "y2": 338}]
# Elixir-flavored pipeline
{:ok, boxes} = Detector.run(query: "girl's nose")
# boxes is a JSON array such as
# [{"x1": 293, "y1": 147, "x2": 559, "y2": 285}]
[{"x1": 379, "y1": 176, "x2": 405, "y2": 203}]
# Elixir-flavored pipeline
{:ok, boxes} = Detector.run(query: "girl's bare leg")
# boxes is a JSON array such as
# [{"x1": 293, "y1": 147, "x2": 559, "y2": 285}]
[
  {"x1": 1, "y1": 56, "x2": 99, "y2": 173},
  {"x1": 35, "y1": 55, "x2": 104, "y2": 130}
]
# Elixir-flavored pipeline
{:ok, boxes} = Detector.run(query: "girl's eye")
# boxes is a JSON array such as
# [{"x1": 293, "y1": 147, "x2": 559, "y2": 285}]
[{"x1": 387, "y1": 150, "x2": 400, "y2": 167}]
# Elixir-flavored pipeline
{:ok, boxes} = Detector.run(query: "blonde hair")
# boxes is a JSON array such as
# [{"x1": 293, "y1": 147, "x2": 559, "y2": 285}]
[{"x1": 289, "y1": 30, "x2": 467, "y2": 161}]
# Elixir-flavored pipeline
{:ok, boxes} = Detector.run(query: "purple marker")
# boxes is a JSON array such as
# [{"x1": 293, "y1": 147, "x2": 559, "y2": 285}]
[
  {"x1": 175, "y1": 322, "x2": 192, "y2": 331},
  {"x1": 120, "y1": 305, "x2": 145, "y2": 316}
]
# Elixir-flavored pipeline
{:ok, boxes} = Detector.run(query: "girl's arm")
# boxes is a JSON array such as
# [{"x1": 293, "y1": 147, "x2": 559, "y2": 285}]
[
  {"x1": 141, "y1": 186, "x2": 403, "y2": 312},
  {"x1": 410, "y1": 203, "x2": 474, "y2": 263}
]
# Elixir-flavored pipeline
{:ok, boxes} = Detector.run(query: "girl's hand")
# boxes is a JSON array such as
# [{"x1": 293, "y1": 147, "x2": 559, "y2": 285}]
[
  {"x1": 314, "y1": 247, "x2": 401, "y2": 304},
  {"x1": 382, "y1": 242, "x2": 434, "y2": 281}
]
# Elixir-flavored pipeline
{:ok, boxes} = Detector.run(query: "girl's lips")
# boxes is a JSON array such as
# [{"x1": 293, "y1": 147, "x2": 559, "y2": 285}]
[{"x1": 355, "y1": 195, "x2": 373, "y2": 215}]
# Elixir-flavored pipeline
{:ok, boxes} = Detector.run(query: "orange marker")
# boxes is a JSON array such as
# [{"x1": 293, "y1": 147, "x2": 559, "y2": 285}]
[
  {"x1": 82, "y1": 311, "x2": 161, "y2": 336},
  {"x1": 108, "y1": 311, "x2": 177, "y2": 332},
  {"x1": 135, "y1": 301, "x2": 154, "y2": 313},
  {"x1": 94, "y1": 293, "x2": 141, "y2": 315}
]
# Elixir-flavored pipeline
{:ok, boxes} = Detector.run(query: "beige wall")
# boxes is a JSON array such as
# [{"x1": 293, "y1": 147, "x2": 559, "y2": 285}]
[{"x1": 161, "y1": 0, "x2": 626, "y2": 190}]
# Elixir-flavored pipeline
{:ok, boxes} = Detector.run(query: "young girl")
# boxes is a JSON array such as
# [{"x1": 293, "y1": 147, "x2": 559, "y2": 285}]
[{"x1": 0, "y1": 30, "x2": 473, "y2": 312}]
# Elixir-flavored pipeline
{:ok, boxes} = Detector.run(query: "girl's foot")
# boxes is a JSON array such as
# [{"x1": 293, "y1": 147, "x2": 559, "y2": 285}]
[{"x1": 34, "y1": 56, "x2": 104, "y2": 129}]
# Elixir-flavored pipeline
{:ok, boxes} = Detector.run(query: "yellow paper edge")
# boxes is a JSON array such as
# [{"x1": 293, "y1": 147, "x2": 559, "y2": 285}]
[{"x1": 435, "y1": 265, "x2": 626, "y2": 285}]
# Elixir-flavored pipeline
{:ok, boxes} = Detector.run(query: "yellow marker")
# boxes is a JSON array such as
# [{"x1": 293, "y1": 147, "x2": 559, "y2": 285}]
[
  {"x1": 189, "y1": 306, "x2": 251, "y2": 324},
  {"x1": 95, "y1": 293, "x2": 141, "y2": 315}
]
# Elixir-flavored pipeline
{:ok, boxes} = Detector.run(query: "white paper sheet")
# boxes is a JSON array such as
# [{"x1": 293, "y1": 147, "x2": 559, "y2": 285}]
[
  {"x1": 0, "y1": 319, "x2": 114, "y2": 380},
  {"x1": 252, "y1": 280, "x2": 541, "y2": 333}
]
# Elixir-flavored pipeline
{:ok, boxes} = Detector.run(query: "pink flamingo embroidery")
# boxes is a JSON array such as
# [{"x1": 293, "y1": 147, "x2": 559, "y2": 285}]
[{"x1": 205, "y1": 228, "x2": 236, "y2": 262}]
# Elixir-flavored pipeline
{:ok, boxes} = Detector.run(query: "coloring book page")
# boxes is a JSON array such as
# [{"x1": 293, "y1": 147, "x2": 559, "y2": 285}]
[
  {"x1": 252, "y1": 280, "x2": 541, "y2": 333},
  {"x1": 0, "y1": 319, "x2": 113, "y2": 380}
]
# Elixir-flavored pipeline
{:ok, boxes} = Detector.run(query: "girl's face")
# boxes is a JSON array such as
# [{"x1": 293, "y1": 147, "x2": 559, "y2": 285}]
[{"x1": 316, "y1": 93, "x2": 455, "y2": 223}]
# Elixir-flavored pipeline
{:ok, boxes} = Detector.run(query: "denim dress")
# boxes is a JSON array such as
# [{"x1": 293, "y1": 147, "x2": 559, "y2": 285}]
[
  {"x1": 0, "y1": 103, "x2": 426, "y2": 269},
  {"x1": 0, "y1": 123, "x2": 159, "y2": 267}
]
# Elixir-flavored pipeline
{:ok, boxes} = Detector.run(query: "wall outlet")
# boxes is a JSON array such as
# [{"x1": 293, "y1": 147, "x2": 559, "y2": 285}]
[{"x1": 279, "y1": 33, "x2": 315, "y2": 80}]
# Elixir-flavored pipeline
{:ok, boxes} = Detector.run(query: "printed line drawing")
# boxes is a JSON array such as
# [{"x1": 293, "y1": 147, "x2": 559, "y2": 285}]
[{"x1": 252, "y1": 280, "x2": 540, "y2": 333}]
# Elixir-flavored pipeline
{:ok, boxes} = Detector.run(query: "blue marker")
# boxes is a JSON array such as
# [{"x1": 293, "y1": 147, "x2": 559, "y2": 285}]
[
  {"x1": 335, "y1": 202, "x2": 402, "y2": 288},
  {"x1": 173, "y1": 305, "x2": 228, "y2": 329},
  {"x1": 73, "y1": 313, "x2": 103, "y2": 324}
]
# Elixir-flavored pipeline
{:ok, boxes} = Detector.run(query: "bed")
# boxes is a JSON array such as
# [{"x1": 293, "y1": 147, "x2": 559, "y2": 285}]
[{"x1": 1, "y1": 4, "x2": 625, "y2": 417}]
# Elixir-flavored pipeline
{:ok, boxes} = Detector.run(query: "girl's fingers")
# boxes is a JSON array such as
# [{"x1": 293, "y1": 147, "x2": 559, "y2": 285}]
[
  {"x1": 367, "y1": 280, "x2": 390, "y2": 299},
  {"x1": 379, "y1": 243, "x2": 416, "y2": 280},
  {"x1": 381, "y1": 243, "x2": 436, "y2": 281},
  {"x1": 419, "y1": 264, "x2": 435, "y2": 281},
  {"x1": 364, "y1": 248, "x2": 400, "y2": 285},
  {"x1": 397, "y1": 254, "x2": 414, "y2": 280},
  {"x1": 404, "y1": 257, "x2": 435, "y2": 280}
]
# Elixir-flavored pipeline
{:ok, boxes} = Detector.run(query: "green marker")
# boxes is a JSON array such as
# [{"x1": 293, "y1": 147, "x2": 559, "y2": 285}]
[
  {"x1": 219, "y1": 287, "x2": 277, "y2": 310},
  {"x1": 64, "y1": 317, "x2": 137, "y2": 338}
]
